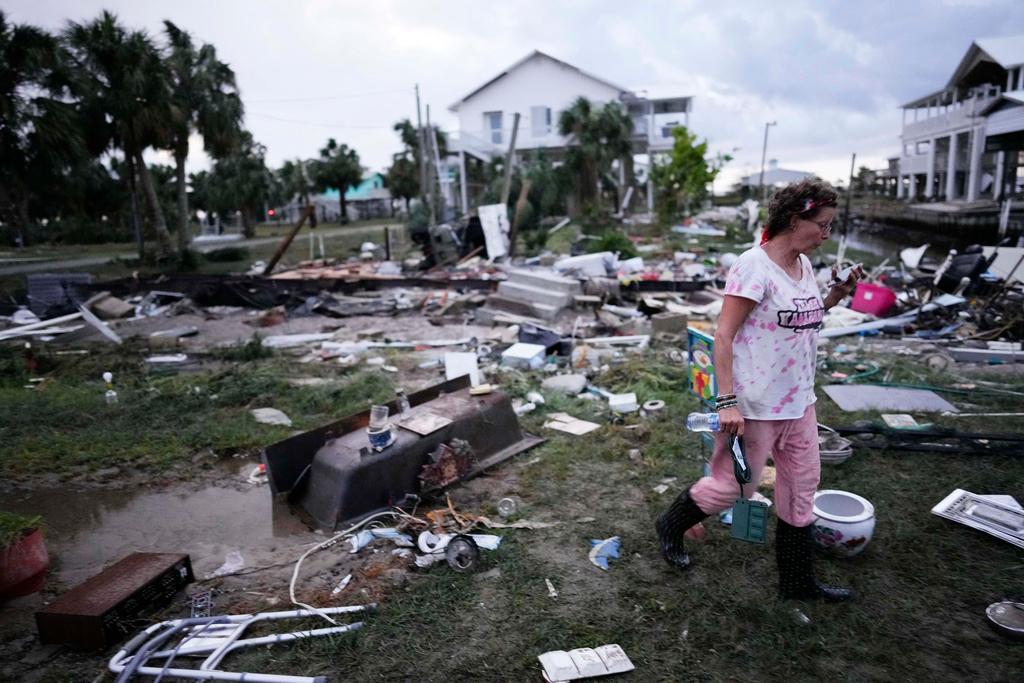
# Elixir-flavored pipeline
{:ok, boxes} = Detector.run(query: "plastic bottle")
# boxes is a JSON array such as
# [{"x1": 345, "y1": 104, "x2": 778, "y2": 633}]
[
  {"x1": 396, "y1": 389, "x2": 411, "y2": 418},
  {"x1": 103, "y1": 371, "x2": 118, "y2": 404},
  {"x1": 685, "y1": 412, "x2": 719, "y2": 432}
]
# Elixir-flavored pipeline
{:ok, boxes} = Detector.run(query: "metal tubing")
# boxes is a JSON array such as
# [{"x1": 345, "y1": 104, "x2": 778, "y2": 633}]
[{"x1": 110, "y1": 606, "x2": 373, "y2": 682}]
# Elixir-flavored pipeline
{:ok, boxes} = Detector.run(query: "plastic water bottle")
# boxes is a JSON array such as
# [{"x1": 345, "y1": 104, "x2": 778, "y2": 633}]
[
  {"x1": 396, "y1": 389, "x2": 411, "y2": 418},
  {"x1": 103, "y1": 371, "x2": 118, "y2": 404},
  {"x1": 686, "y1": 412, "x2": 720, "y2": 432}
]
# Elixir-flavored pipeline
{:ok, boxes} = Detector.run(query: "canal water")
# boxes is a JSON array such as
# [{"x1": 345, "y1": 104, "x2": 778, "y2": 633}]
[{"x1": 841, "y1": 219, "x2": 968, "y2": 261}]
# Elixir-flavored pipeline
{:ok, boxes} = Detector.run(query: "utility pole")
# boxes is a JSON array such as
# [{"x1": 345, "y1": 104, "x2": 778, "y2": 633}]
[
  {"x1": 415, "y1": 84, "x2": 431, "y2": 222},
  {"x1": 426, "y1": 104, "x2": 445, "y2": 223},
  {"x1": 758, "y1": 121, "x2": 777, "y2": 204},
  {"x1": 843, "y1": 152, "x2": 856, "y2": 237},
  {"x1": 499, "y1": 112, "x2": 521, "y2": 207}
]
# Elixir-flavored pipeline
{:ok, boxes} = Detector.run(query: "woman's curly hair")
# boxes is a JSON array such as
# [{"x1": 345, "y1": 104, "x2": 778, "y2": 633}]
[{"x1": 764, "y1": 179, "x2": 838, "y2": 239}]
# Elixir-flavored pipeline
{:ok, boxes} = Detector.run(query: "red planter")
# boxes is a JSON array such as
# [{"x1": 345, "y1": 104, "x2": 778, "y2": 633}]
[{"x1": 0, "y1": 529, "x2": 49, "y2": 601}]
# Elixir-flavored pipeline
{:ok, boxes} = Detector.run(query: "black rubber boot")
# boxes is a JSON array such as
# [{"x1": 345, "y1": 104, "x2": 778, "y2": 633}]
[
  {"x1": 776, "y1": 518, "x2": 854, "y2": 602},
  {"x1": 655, "y1": 487, "x2": 708, "y2": 570}
]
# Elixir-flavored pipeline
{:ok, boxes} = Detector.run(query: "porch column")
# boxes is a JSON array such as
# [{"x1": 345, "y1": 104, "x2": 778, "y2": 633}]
[
  {"x1": 925, "y1": 137, "x2": 936, "y2": 198},
  {"x1": 896, "y1": 173, "x2": 905, "y2": 199},
  {"x1": 994, "y1": 151, "x2": 1006, "y2": 200},
  {"x1": 945, "y1": 132, "x2": 958, "y2": 200},
  {"x1": 459, "y1": 150, "x2": 469, "y2": 215},
  {"x1": 966, "y1": 125, "x2": 985, "y2": 201}
]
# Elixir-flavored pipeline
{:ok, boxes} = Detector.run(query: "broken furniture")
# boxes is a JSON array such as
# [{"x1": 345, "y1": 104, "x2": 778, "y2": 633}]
[
  {"x1": 107, "y1": 605, "x2": 372, "y2": 682},
  {"x1": 263, "y1": 376, "x2": 543, "y2": 529},
  {"x1": 36, "y1": 553, "x2": 193, "y2": 650}
]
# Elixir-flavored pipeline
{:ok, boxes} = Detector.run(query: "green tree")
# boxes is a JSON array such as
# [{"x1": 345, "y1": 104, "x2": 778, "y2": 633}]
[
  {"x1": 853, "y1": 165, "x2": 878, "y2": 193},
  {"x1": 314, "y1": 138, "x2": 361, "y2": 224},
  {"x1": 277, "y1": 158, "x2": 316, "y2": 218},
  {"x1": 63, "y1": 11, "x2": 176, "y2": 256},
  {"x1": 651, "y1": 126, "x2": 730, "y2": 220},
  {"x1": 0, "y1": 11, "x2": 85, "y2": 245},
  {"x1": 208, "y1": 131, "x2": 272, "y2": 237},
  {"x1": 162, "y1": 21, "x2": 243, "y2": 252},
  {"x1": 387, "y1": 156, "x2": 419, "y2": 212},
  {"x1": 557, "y1": 97, "x2": 635, "y2": 215}
]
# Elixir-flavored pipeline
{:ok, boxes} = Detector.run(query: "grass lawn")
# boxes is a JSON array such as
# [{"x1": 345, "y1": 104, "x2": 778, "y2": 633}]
[
  {"x1": 3, "y1": 341, "x2": 1022, "y2": 681},
  {"x1": 0, "y1": 342, "x2": 398, "y2": 481}
]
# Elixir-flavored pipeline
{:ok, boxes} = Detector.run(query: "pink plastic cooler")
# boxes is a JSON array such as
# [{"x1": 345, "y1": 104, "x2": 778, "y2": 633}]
[{"x1": 850, "y1": 283, "x2": 897, "y2": 316}]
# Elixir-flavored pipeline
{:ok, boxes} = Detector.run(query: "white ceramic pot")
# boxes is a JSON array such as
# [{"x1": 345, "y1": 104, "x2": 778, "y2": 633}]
[{"x1": 811, "y1": 489, "x2": 876, "y2": 558}]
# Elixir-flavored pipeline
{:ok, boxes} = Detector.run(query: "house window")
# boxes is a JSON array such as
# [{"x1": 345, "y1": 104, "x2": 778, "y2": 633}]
[
  {"x1": 661, "y1": 121, "x2": 680, "y2": 138},
  {"x1": 531, "y1": 106, "x2": 552, "y2": 137},
  {"x1": 916, "y1": 140, "x2": 930, "y2": 155},
  {"x1": 484, "y1": 111, "x2": 503, "y2": 145}
]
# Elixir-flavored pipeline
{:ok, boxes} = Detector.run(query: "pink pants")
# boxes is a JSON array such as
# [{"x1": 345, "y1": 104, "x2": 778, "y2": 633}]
[{"x1": 690, "y1": 404, "x2": 820, "y2": 527}]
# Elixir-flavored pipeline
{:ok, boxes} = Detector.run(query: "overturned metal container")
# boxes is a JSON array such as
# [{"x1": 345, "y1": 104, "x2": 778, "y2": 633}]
[{"x1": 262, "y1": 376, "x2": 543, "y2": 529}]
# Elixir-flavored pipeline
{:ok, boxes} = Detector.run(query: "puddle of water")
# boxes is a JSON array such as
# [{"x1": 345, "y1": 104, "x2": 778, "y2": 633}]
[{"x1": 3, "y1": 464, "x2": 315, "y2": 588}]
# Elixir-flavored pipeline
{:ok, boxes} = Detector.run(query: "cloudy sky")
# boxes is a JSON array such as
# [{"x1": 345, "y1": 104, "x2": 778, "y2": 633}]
[{"x1": 7, "y1": 0, "x2": 1024, "y2": 189}]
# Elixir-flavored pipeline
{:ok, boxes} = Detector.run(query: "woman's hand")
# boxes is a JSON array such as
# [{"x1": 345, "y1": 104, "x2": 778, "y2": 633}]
[
  {"x1": 719, "y1": 405, "x2": 744, "y2": 436},
  {"x1": 829, "y1": 264, "x2": 864, "y2": 299}
]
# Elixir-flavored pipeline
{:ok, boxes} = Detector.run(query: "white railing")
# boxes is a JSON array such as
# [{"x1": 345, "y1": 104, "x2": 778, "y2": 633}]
[
  {"x1": 449, "y1": 129, "x2": 501, "y2": 160},
  {"x1": 902, "y1": 92, "x2": 999, "y2": 139}
]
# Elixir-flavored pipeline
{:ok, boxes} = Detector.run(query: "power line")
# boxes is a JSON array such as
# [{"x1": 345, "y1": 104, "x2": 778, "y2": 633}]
[
  {"x1": 246, "y1": 112, "x2": 396, "y2": 129},
  {"x1": 245, "y1": 88, "x2": 413, "y2": 104}
]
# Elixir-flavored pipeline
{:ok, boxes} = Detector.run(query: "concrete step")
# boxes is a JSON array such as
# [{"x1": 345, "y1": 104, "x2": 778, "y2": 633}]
[
  {"x1": 506, "y1": 268, "x2": 582, "y2": 294},
  {"x1": 482, "y1": 295, "x2": 561, "y2": 321},
  {"x1": 496, "y1": 281, "x2": 574, "y2": 309}
]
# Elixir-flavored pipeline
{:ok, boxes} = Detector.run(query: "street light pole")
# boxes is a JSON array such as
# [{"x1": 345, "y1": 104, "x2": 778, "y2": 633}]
[{"x1": 758, "y1": 121, "x2": 777, "y2": 204}]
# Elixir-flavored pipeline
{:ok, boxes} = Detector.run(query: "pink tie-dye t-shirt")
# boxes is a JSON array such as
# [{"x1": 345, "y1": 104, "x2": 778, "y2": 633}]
[{"x1": 722, "y1": 247, "x2": 823, "y2": 420}]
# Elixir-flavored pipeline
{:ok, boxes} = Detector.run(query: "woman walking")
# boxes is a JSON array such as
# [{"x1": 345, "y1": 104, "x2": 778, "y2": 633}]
[{"x1": 656, "y1": 179, "x2": 862, "y2": 601}]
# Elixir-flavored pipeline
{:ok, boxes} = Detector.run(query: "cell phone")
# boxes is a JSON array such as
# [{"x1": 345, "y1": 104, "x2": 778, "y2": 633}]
[{"x1": 830, "y1": 262, "x2": 862, "y2": 286}]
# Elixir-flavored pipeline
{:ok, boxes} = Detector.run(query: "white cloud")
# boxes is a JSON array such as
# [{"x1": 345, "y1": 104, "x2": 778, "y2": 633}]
[{"x1": 6, "y1": 0, "x2": 1023, "y2": 184}]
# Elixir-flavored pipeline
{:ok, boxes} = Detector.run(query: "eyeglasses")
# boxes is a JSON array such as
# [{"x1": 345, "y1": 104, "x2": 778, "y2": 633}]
[{"x1": 804, "y1": 217, "x2": 834, "y2": 235}]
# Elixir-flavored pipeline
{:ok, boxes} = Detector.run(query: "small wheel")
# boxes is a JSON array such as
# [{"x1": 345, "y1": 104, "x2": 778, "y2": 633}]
[{"x1": 445, "y1": 535, "x2": 480, "y2": 573}]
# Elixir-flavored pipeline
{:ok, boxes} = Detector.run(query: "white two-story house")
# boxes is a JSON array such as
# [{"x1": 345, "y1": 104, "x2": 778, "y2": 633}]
[
  {"x1": 897, "y1": 35, "x2": 1024, "y2": 204},
  {"x1": 446, "y1": 50, "x2": 692, "y2": 213}
]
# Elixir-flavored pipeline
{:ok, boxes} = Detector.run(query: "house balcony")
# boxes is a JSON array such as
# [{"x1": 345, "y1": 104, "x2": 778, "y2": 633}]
[{"x1": 902, "y1": 91, "x2": 999, "y2": 140}]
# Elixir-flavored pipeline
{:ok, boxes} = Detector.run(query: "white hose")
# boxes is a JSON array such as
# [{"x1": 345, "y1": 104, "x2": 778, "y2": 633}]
[{"x1": 288, "y1": 510, "x2": 399, "y2": 624}]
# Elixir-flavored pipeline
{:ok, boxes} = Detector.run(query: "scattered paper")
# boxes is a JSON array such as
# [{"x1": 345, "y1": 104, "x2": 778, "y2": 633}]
[
  {"x1": 881, "y1": 413, "x2": 919, "y2": 428},
  {"x1": 538, "y1": 644, "x2": 635, "y2": 682},
  {"x1": 544, "y1": 412, "x2": 600, "y2": 436},
  {"x1": 545, "y1": 578, "x2": 558, "y2": 599},
  {"x1": 398, "y1": 412, "x2": 453, "y2": 436}
]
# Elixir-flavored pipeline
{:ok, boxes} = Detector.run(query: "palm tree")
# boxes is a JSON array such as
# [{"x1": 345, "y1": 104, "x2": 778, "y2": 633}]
[
  {"x1": 314, "y1": 138, "x2": 361, "y2": 224},
  {"x1": 163, "y1": 21, "x2": 243, "y2": 253},
  {"x1": 63, "y1": 11, "x2": 176, "y2": 257},
  {"x1": 558, "y1": 97, "x2": 635, "y2": 214},
  {"x1": 209, "y1": 131, "x2": 272, "y2": 237},
  {"x1": 0, "y1": 11, "x2": 85, "y2": 244},
  {"x1": 278, "y1": 158, "x2": 316, "y2": 222}
]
